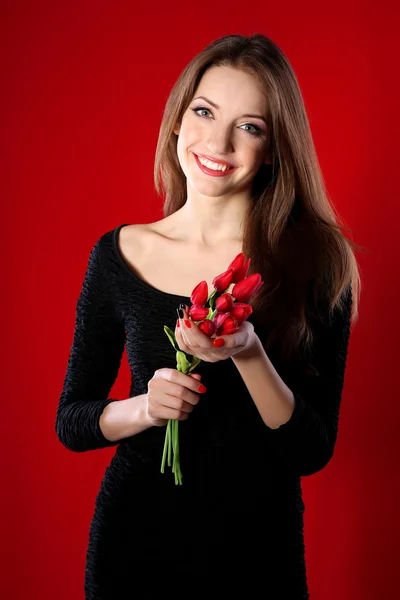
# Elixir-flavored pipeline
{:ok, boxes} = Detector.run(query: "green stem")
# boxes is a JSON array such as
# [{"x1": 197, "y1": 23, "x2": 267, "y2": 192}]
[
  {"x1": 173, "y1": 420, "x2": 178, "y2": 468},
  {"x1": 167, "y1": 420, "x2": 172, "y2": 467},
  {"x1": 161, "y1": 419, "x2": 170, "y2": 474},
  {"x1": 172, "y1": 420, "x2": 176, "y2": 474},
  {"x1": 175, "y1": 421, "x2": 182, "y2": 485}
]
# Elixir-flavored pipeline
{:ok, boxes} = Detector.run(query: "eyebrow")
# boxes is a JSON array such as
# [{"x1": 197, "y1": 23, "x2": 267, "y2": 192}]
[{"x1": 193, "y1": 96, "x2": 267, "y2": 124}]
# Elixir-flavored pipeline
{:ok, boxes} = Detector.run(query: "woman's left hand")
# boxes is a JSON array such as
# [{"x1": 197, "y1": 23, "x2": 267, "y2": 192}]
[{"x1": 175, "y1": 306, "x2": 259, "y2": 363}]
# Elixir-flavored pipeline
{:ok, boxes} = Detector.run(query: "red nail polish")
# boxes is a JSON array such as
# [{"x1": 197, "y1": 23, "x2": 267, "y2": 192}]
[
  {"x1": 213, "y1": 338, "x2": 225, "y2": 347},
  {"x1": 184, "y1": 319, "x2": 191, "y2": 328},
  {"x1": 177, "y1": 319, "x2": 180, "y2": 328},
  {"x1": 198, "y1": 384, "x2": 207, "y2": 393}
]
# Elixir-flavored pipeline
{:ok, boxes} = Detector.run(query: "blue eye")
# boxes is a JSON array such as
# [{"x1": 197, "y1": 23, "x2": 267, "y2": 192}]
[
  {"x1": 241, "y1": 123, "x2": 263, "y2": 136},
  {"x1": 192, "y1": 107, "x2": 212, "y2": 118},
  {"x1": 191, "y1": 107, "x2": 264, "y2": 137}
]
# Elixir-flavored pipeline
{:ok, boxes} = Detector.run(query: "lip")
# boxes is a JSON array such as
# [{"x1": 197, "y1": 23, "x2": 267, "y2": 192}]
[
  {"x1": 195, "y1": 153, "x2": 235, "y2": 168},
  {"x1": 194, "y1": 153, "x2": 237, "y2": 178}
]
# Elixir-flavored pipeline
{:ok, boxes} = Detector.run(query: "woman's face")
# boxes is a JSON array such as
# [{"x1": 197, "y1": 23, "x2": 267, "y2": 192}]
[{"x1": 174, "y1": 65, "x2": 271, "y2": 199}]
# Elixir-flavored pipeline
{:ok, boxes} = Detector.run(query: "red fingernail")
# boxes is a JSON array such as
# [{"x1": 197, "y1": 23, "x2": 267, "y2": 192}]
[
  {"x1": 198, "y1": 384, "x2": 207, "y2": 393},
  {"x1": 184, "y1": 319, "x2": 191, "y2": 328},
  {"x1": 176, "y1": 319, "x2": 180, "y2": 328},
  {"x1": 213, "y1": 338, "x2": 225, "y2": 347}
]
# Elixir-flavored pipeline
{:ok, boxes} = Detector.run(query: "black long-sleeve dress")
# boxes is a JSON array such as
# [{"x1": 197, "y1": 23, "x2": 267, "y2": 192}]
[{"x1": 55, "y1": 223, "x2": 353, "y2": 600}]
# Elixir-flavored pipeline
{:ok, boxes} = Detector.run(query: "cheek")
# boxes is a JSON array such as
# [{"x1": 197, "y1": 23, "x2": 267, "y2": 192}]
[
  {"x1": 176, "y1": 129, "x2": 199, "y2": 173},
  {"x1": 180, "y1": 114, "x2": 203, "y2": 143},
  {"x1": 176, "y1": 136, "x2": 190, "y2": 176},
  {"x1": 245, "y1": 141, "x2": 268, "y2": 168},
  {"x1": 182, "y1": 126, "x2": 199, "y2": 149}
]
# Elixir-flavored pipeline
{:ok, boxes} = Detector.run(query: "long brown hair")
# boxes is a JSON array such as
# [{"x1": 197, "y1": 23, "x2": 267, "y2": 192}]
[{"x1": 154, "y1": 34, "x2": 364, "y2": 363}]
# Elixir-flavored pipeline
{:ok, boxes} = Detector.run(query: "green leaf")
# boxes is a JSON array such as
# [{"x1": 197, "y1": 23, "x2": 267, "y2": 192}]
[
  {"x1": 176, "y1": 350, "x2": 191, "y2": 372},
  {"x1": 164, "y1": 325, "x2": 179, "y2": 351},
  {"x1": 188, "y1": 356, "x2": 202, "y2": 372}
]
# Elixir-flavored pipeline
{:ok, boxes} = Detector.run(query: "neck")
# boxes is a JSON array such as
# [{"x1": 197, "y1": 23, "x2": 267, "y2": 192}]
[{"x1": 171, "y1": 194, "x2": 251, "y2": 248}]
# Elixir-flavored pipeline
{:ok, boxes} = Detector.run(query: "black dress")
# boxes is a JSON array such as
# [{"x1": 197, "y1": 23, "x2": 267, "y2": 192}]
[{"x1": 55, "y1": 223, "x2": 353, "y2": 599}]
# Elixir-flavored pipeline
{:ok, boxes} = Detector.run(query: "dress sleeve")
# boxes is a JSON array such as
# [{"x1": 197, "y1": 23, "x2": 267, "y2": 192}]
[
  {"x1": 55, "y1": 238, "x2": 126, "y2": 452},
  {"x1": 265, "y1": 284, "x2": 353, "y2": 476}
]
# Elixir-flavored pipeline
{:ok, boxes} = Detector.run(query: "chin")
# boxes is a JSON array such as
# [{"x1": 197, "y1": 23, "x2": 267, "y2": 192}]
[{"x1": 189, "y1": 180, "x2": 234, "y2": 196}]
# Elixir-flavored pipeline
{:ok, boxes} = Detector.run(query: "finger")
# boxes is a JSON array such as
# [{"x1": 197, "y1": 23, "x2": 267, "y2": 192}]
[
  {"x1": 214, "y1": 331, "x2": 245, "y2": 349},
  {"x1": 213, "y1": 336, "x2": 226, "y2": 348},
  {"x1": 176, "y1": 308, "x2": 192, "y2": 347},
  {"x1": 189, "y1": 373, "x2": 202, "y2": 381},
  {"x1": 181, "y1": 316, "x2": 198, "y2": 348},
  {"x1": 155, "y1": 368, "x2": 206, "y2": 397},
  {"x1": 161, "y1": 394, "x2": 196, "y2": 413},
  {"x1": 181, "y1": 305, "x2": 214, "y2": 350},
  {"x1": 175, "y1": 310, "x2": 194, "y2": 350},
  {"x1": 175, "y1": 318, "x2": 193, "y2": 354},
  {"x1": 175, "y1": 319, "x2": 190, "y2": 351}
]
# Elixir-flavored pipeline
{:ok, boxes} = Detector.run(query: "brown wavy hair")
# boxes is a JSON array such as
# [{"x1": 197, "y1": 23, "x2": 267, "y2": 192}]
[{"x1": 154, "y1": 33, "x2": 364, "y2": 363}]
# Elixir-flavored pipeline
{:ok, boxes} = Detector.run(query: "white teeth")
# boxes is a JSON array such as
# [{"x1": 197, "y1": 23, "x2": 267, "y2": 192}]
[{"x1": 197, "y1": 155, "x2": 232, "y2": 172}]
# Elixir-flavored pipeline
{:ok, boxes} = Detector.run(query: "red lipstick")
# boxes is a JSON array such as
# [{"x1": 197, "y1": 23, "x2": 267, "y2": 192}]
[
  {"x1": 195, "y1": 153, "x2": 235, "y2": 167},
  {"x1": 194, "y1": 153, "x2": 237, "y2": 178}
]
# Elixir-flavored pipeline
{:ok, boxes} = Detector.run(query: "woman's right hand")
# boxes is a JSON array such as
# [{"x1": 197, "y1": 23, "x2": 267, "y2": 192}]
[{"x1": 144, "y1": 368, "x2": 206, "y2": 427}]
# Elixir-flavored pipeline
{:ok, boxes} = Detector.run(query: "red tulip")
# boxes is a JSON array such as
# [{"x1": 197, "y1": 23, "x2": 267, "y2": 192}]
[
  {"x1": 212, "y1": 268, "x2": 234, "y2": 292},
  {"x1": 230, "y1": 302, "x2": 253, "y2": 324},
  {"x1": 215, "y1": 313, "x2": 239, "y2": 336},
  {"x1": 227, "y1": 253, "x2": 251, "y2": 283},
  {"x1": 198, "y1": 319, "x2": 216, "y2": 337},
  {"x1": 215, "y1": 293, "x2": 234, "y2": 313},
  {"x1": 190, "y1": 280, "x2": 208, "y2": 306},
  {"x1": 212, "y1": 312, "x2": 227, "y2": 329},
  {"x1": 234, "y1": 257, "x2": 251, "y2": 282},
  {"x1": 189, "y1": 304, "x2": 210, "y2": 321},
  {"x1": 227, "y1": 253, "x2": 244, "y2": 279},
  {"x1": 232, "y1": 273, "x2": 264, "y2": 302},
  {"x1": 162, "y1": 253, "x2": 262, "y2": 485}
]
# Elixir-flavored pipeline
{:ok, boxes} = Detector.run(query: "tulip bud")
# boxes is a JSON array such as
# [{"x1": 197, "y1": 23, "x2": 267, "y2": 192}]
[
  {"x1": 215, "y1": 293, "x2": 234, "y2": 313},
  {"x1": 232, "y1": 273, "x2": 264, "y2": 302},
  {"x1": 212, "y1": 268, "x2": 234, "y2": 292},
  {"x1": 230, "y1": 302, "x2": 253, "y2": 324},
  {"x1": 190, "y1": 280, "x2": 208, "y2": 306},
  {"x1": 189, "y1": 304, "x2": 210, "y2": 321},
  {"x1": 227, "y1": 253, "x2": 244, "y2": 279},
  {"x1": 212, "y1": 312, "x2": 227, "y2": 329},
  {"x1": 227, "y1": 253, "x2": 251, "y2": 282},
  {"x1": 215, "y1": 314, "x2": 239, "y2": 336},
  {"x1": 234, "y1": 257, "x2": 251, "y2": 282},
  {"x1": 198, "y1": 319, "x2": 216, "y2": 337}
]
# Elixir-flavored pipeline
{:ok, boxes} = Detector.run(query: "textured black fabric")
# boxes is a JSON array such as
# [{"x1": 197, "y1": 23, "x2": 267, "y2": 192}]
[{"x1": 55, "y1": 223, "x2": 353, "y2": 599}]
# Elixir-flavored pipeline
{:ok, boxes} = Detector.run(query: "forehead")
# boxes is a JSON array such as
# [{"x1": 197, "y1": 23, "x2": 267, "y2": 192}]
[{"x1": 194, "y1": 65, "x2": 267, "y2": 112}]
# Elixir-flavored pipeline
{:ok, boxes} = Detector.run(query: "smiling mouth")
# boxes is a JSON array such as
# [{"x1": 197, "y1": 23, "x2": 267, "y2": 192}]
[{"x1": 194, "y1": 153, "x2": 236, "y2": 172}]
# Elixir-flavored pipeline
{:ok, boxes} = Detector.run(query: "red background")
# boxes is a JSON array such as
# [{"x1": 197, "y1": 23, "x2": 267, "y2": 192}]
[{"x1": 1, "y1": 1, "x2": 398, "y2": 598}]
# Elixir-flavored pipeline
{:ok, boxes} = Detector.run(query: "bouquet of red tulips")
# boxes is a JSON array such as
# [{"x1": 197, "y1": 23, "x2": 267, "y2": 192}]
[{"x1": 162, "y1": 252, "x2": 264, "y2": 485}]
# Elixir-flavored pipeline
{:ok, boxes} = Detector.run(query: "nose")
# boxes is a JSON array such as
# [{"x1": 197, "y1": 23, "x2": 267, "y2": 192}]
[{"x1": 206, "y1": 125, "x2": 234, "y2": 156}]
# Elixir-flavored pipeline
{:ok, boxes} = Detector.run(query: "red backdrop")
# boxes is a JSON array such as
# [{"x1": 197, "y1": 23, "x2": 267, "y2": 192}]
[{"x1": 1, "y1": 1, "x2": 398, "y2": 598}]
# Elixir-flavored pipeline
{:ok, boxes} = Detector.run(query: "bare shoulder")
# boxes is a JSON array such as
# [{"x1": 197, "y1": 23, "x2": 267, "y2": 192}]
[
  {"x1": 116, "y1": 216, "x2": 243, "y2": 297},
  {"x1": 117, "y1": 218, "x2": 173, "y2": 263},
  {"x1": 118, "y1": 222, "x2": 158, "y2": 253},
  {"x1": 116, "y1": 218, "x2": 188, "y2": 293}
]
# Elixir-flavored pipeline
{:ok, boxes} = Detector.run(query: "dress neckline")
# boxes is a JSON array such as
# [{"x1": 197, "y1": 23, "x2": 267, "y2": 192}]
[{"x1": 112, "y1": 223, "x2": 192, "y2": 302}]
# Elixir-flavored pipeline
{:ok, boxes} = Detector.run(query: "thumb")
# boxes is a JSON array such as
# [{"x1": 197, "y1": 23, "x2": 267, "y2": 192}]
[{"x1": 189, "y1": 372, "x2": 202, "y2": 381}]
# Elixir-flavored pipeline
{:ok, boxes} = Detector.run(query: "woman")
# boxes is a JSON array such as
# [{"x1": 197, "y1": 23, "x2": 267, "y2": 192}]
[{"x1": 56, "y1": 34, "x2": 362, "y2": 599}]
